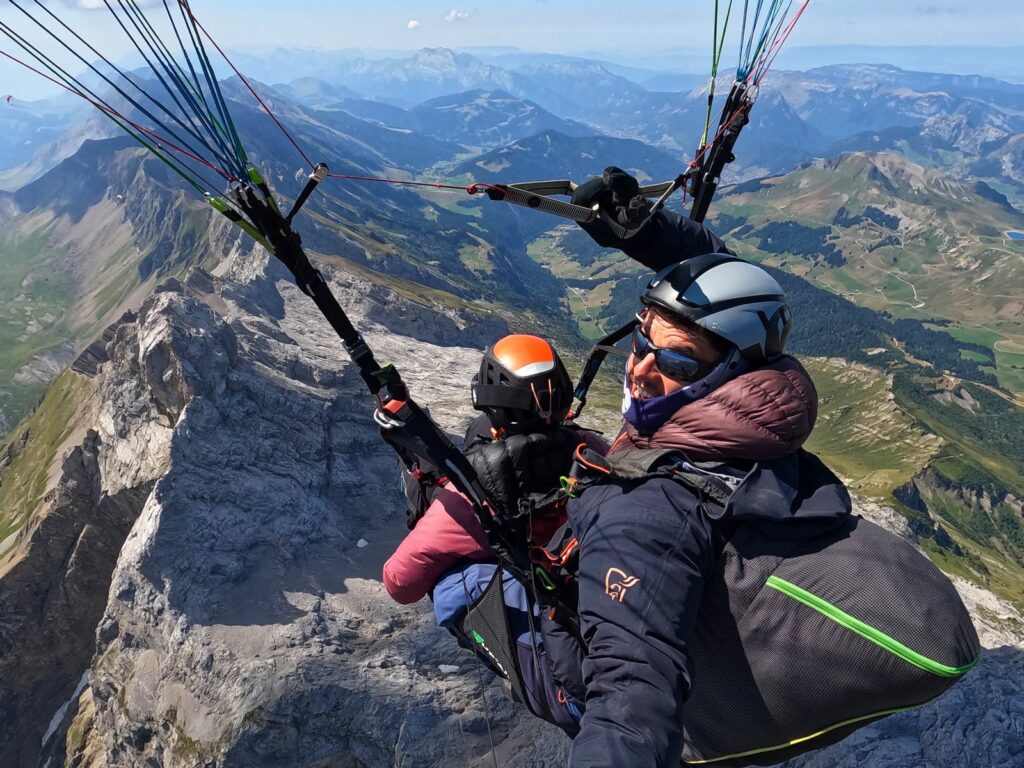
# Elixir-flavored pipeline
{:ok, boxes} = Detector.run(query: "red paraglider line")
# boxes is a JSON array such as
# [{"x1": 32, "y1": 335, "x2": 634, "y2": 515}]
[
  {"x1": 751, "y1": 0, "x2": 810, "y2": 87},
  {"x1": 0, "y1": 48, "x2": 239, "y2": 183},
  {"x1": 176, "y1": 0, "x2": 315, "y2": 171}
]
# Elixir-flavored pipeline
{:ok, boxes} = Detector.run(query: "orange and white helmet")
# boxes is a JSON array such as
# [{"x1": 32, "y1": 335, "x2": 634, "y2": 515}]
[{"x1": 471, "y1": 334, "x2": 573, "y2": 433}]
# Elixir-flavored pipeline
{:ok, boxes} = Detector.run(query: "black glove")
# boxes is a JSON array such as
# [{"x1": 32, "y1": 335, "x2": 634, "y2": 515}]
[
  {"x1": 572, "y1": 166, "x2": 736, "y2": 270},
  {"x1": 463, "y1": 428, "x2": 582, "y2": 525},
  {"x1": 571, "y1": 166, "x2": 654, "y2": 248}
]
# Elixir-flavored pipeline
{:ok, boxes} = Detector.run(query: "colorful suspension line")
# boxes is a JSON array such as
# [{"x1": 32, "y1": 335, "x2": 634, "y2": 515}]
[
  {"x1": 685, "y1": 0, "x2": 810, "y2": 222},
  {"x1": 173, "y1": 0, "x2": 313, "y2": 171},
  {"x1": 0, "y1": 36, "x2": 234, "y2": 198},
  {"x1": 0, "y1": 1, "x2": 252, "y2": 199},
  {"x1": 700, "y1": 0, "x2": 735, "y2": 150},
  {"x1": 0, "y1": 0, "x2": 583, "y2": 632},
  {"x1": 9, "y1": 0, "x2": 244, "y2": 183}
]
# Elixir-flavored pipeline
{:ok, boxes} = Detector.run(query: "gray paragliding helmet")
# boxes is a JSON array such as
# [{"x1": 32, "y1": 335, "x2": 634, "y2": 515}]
[{"x1": 641, "y1": 253, "x2": 792, "y2": 366}]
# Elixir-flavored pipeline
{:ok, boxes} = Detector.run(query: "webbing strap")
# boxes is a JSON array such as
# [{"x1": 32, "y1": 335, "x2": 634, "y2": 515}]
[
  {"x1": 472, "y1": 382, "x2": 537, "y2": 412},
  {"x1": 570, "y1": 317, "x2": 638, "y2": 418}
]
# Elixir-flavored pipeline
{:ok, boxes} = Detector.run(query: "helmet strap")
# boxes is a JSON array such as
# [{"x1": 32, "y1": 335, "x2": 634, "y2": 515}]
[{"x1": 530, "y1": 379, "x2": 555, "y2": 423}]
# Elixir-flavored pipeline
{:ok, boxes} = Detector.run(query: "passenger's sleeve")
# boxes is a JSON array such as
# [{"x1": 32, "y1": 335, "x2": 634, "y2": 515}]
[
  {"x1": 620, "y1": 210, "x2": 736, "y2": 272},
  {"x1": 567, "y1": 480, "x2": 715, "y2": 767},
  {"x1": 381, "y1": 486, "x2": 493, "y2": 604},
  {"x1": 571, "y1": 169, "x2": 733, "y2": 269}
]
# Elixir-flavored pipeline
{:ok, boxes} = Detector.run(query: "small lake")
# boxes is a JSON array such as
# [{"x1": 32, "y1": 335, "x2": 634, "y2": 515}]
[{"x1": 1008, "y1": 231, "x2": 1024, "y2": 241}]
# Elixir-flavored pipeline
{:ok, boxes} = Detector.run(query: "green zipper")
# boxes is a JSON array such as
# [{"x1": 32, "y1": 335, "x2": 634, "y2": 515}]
[{"x1": 766, "y1": 575, "x2": 978, "y2": 677}]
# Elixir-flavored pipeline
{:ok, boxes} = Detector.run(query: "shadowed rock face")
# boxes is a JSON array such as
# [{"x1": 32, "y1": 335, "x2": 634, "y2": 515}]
[{"x1": 0, "y1": 431, "x2": 152, "y2": 768}]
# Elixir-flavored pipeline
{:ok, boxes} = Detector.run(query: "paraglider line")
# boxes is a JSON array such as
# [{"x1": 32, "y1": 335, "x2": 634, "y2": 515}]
[
  {"x1": 0, "y1": 48, "x2": 238, "y2": 186},
  {"x1": 751, "y1": 0, "x2": 809, "y2": 87},
  {"x1": 12, "y1": 0, "x2": 232, "y2": 179},
  {"x1": 114, "y1": 0, "x2": 244, "y2": 173},
  {"x1": 326, "y1": 172, "x2": 499, "y2": 195},
  {"x1": 103, "y1": 0, "x2": 242, "y2": 178},
  {"x1": 176, "y1": 0, "x2": 315, "y2": 170},
  {"x1": 171, "y1": 0, "x2": 250, "y2": 173}
]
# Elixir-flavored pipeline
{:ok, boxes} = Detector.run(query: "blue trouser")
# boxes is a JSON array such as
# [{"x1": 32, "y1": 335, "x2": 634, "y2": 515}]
[{"x1": 432, "y1": 563, "x2": 583, "y2": 733}]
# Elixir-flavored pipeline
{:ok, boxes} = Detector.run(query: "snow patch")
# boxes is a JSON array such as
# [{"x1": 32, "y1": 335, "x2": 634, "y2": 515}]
[{"x1": 42, "y1": 669, "x2": 90, "y2": 747}]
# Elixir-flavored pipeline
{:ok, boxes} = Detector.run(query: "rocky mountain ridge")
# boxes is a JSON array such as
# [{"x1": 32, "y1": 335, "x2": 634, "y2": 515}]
[{"x1": 0, "y1": 246, "x2": 1019, "y2": 767}]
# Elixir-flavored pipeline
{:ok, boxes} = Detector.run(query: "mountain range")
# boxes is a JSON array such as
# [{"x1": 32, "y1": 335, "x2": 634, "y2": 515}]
[
  {"x1": 0, "y1": 45, "x2": 1021, "y2": 768},
  {"x1": 9, "y1": 49, "x2": 1024, "y2": 203}
]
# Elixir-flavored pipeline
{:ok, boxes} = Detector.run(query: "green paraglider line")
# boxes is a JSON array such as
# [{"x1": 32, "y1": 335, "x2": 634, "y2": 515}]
[
  {"x1": 173, "y1": 0, "x2": 252, "y2": 172},
  {"x1": 176, "y1": 0, "x2": 311, "y2": 170},
  {"x1": 11, "y1": 0, "x2": 236, "y2": 181},
  {"x1": 700, "y1": 0, "x2": 735, "y2": 149},
  {"x1": 110, "y1": 0, "x2": 245, "y2": 177},
  {"x1": 0, "y1": 46, "x2": 230, "y2": 197}
]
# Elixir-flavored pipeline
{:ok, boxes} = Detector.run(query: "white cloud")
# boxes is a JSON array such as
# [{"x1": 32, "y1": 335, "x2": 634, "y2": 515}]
[
  {"x1": 443, "y1": 9, "x2": 473, "y2": 22},
  {"x1": 407, "y1": 19, "x2": 421, "y2": 30}
]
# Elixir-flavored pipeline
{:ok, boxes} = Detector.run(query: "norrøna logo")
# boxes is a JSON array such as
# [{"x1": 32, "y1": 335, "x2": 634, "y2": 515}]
[{"x1": 604, "y1": 567, "x2": 640, "y2": 602}]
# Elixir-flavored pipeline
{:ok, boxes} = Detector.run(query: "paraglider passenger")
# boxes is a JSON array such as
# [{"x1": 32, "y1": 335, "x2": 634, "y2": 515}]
[{"x1": 382, "y1": 334, "x2": 607, "y2": 728}]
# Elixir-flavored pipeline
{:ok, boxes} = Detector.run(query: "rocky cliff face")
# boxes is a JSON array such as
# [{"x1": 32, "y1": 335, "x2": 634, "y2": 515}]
[
  {"x1": 1, "y1": 247, "x2": 1020, "y2": 768},
  {"x1": 896, "y1": 467, "x2": 1024, "y2": 568},
  {"x1": 16, "y1": 248, "x2": 524, "y2": 768}
]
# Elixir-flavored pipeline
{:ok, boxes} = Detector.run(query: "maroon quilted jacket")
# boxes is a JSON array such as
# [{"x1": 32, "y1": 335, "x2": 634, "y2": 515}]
[{"x1": 611, "y1": 355, "x2": 818, "y2": 460}]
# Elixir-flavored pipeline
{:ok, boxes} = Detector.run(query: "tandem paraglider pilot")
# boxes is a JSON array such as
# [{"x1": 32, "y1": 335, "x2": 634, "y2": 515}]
[{"x1": 382, "y1": 169, "x2": 980, "y2": 768}]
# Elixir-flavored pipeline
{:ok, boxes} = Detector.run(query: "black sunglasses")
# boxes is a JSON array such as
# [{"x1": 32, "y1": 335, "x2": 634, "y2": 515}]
[{"x1": 631, "y1": 325, "x2": 714, "y2": 382}]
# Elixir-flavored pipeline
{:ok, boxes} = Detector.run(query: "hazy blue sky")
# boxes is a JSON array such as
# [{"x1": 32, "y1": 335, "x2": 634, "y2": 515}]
[
  {"x1": 0, "y1": 1, "x2": 1021, "y2": 98},
  {"x1": 107, "y1": 1, "x2": 1021, "y2": 50}
]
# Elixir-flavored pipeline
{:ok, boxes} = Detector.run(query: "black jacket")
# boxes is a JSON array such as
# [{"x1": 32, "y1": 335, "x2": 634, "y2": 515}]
[{"x1": 547, "y1": 450, "x2": 851, "y2": 768}]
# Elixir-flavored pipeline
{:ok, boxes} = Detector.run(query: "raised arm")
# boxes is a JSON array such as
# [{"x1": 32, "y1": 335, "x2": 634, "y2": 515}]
[{"x1": 571, "y1": 166, "x2": 735, "y2": 272}]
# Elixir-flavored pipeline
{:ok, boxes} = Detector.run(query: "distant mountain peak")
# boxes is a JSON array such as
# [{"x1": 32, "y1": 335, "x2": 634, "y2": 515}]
[{"x1": 413, "y1": 47, "x2": 458, "y2": 61}]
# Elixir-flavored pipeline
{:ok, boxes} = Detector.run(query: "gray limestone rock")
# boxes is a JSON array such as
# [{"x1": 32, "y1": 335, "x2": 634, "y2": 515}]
[
  {"x1": 2, "y1": 251, "x2": 1019, "y2": 768},
  {"x1": 74, "y1": 259, "x2": 544, "y2": 768}
]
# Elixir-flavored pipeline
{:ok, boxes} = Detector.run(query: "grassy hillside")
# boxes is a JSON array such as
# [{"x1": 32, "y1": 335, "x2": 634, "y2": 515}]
[
  {"x1": 0, "y1": 371, "x2": 91, "y2": 562},
  {"x1": 805, "y1": 358, "x2": 1024, "y2": 606},
  {"x1": 802, "y1": 358, "x2": 942, "y2": 497},
  {"x1": 0, "y1": 229, "x2": 75, "y2": 432},
  {"x1": 711, "y1": 152, "x2": 1024, "y2": 395}
]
